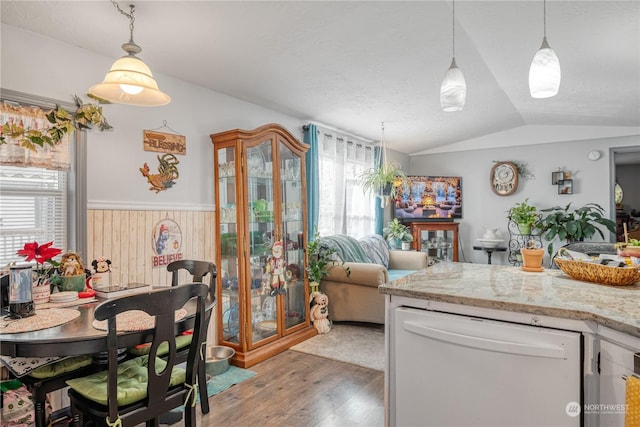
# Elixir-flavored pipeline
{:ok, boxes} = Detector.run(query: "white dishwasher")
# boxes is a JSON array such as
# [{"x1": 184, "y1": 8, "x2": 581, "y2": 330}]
[{"x1": 393, "y1": 307, "x2": 582, "y2": 427}]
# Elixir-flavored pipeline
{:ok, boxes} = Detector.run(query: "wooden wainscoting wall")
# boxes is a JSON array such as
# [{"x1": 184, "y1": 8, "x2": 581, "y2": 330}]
[
  {"x1": 87, "y1": 210, "x2": 215, "y2": 286},
  {"x1": 87, "y1": 209, "x2": 217, "y2": 337}
]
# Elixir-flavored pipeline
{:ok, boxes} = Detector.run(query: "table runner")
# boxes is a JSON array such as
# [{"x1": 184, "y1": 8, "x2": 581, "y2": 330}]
[
  {"x1": 0, "y1": 308, "x2": 81, "y2": 334},
  {"x1": 92, "y1": 309, "x2": 187, "y2": 332}
]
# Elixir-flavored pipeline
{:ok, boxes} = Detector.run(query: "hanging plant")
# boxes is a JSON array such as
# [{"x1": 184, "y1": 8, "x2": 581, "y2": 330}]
[
  {"x1": 359, "y1": 161, "x2": 407, "y2": 207},
  {"x1": 359, "y1": 122, "x2": 408, "y2": 207},
  {"x1": 0, "y1": 94, "x2": 112, "y2": 152}
]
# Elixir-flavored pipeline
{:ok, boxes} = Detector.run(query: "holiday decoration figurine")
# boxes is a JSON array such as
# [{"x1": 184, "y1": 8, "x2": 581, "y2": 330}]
[
  {"x1": 266, "y1": 241, "x2": 287, "y2": 296},
  {"x1": 310, "y1": 291, "x2": 331, "y2": 334}
]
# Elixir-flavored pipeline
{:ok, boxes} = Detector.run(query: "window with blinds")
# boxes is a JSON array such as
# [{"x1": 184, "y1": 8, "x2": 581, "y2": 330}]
[{"x1": 0, "y1": 166, "x2": 68, "y2": 265}]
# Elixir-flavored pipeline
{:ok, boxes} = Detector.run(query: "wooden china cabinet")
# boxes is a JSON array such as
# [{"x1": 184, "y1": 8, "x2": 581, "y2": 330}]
[
  {"x1": 409, "y1": 221, "x2": 459, "y2": 262},
  {"x1": 210, "y1": 124, "x2": 314, "y2": 368}
]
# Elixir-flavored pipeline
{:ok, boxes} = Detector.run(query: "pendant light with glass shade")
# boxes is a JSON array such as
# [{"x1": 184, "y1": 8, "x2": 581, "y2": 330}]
[
  {"x1": 529, "y1": 0, "x2": 561, "y2": 98},
  {"x1": 440, "y1": 0, "x2": 466, "y2": 112},
  {"x1": 89, "y1": 1, "x2": 170, "y2": 106}
]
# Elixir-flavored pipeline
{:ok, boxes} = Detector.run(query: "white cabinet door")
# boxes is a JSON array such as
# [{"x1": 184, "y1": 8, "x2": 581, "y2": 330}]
[
  {"x1": 392, "y1": 307, "x2": 582, "y2": 427},
  {"x1": 599, "y1": 339, "x2": 637, "y2": 426}
]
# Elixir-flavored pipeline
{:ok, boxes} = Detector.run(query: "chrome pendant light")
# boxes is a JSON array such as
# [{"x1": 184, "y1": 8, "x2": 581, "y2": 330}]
[
  {"x1": 89, "y1": 2, "x2": 170, "y2": 106},
  {"x1": 440, "y1": 0, "x2": 466, "y2": 112},
  {"x1": 529, "y1": 0, "x2": 561, "y2": 98}
]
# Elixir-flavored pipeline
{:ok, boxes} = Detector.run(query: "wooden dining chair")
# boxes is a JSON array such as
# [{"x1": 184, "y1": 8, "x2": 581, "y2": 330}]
[
  {"x1": 66, "y1": 284, "x2": 209, "y2": 427},
  {"x1": 167, "y1": 259, "x2": 216, "y2": 414}
]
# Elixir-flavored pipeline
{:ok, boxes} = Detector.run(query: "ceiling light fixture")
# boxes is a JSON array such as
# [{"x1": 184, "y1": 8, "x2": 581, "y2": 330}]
[
  {"x1": 529, "y1": 0, "x2": 561, "y2": 98},
  {"x1": 88, "y1": 2, "x2": 170, "y2": 106},
  {"x1": 440, "y1": 0, "x2": 466, "y2": 112}
]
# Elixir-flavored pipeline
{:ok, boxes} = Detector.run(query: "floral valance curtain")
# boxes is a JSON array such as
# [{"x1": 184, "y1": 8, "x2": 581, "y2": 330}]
[{"x1": 0, "y1": 103, "x2": 71, "y2": 171}]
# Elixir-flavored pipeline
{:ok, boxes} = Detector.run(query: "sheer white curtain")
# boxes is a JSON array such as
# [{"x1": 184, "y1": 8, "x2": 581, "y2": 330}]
[{"x1": 316, "y1": 127, "x2": 375, "y2": 238}]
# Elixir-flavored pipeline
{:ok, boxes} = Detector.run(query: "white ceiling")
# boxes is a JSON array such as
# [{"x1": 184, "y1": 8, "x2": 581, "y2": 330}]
[{"x1": 1, "y1": 0, "x2": 639, "y2": 155}]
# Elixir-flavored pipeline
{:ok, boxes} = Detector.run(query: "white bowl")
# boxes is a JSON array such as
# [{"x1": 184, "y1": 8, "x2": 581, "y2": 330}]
[{"x1": 476, "y1": 238, "x2": 503, "y2": 248}]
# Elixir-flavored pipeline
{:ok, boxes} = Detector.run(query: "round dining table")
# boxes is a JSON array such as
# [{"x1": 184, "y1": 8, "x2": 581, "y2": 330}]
[{"x1": 0, "y1": 295, "x2": 213, "y2": 358}]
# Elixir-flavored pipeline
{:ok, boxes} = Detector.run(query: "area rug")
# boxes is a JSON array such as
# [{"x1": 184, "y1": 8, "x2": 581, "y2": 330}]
[
  {"x1": 170, "y1": 365, "x2": 256, "y2": 414},
  {"x1": 290, "y1": 323, "x2": 385, "y2": 372}
]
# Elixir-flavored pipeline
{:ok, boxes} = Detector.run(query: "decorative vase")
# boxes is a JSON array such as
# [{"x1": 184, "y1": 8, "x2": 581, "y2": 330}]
[
  {"x1": 59, "y1": 274, "x2": 86, "y2": 292},
  {"x1": 521, "y1": 248, "x2": 544, "y2": 272}
]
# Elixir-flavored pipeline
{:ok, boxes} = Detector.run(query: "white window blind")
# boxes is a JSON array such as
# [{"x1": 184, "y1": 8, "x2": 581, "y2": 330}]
[{"x1": 0, "y1": 166, "x2": 67, "y2": 265}]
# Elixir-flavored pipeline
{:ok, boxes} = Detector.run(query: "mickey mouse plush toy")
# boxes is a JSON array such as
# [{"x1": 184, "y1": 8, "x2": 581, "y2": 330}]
[
  {"x1": 91, "y1": 257, "x2": 112, "y2": 274},
  {"x1": 90, "y1": 257, "x2": 112, "y2": 288}
]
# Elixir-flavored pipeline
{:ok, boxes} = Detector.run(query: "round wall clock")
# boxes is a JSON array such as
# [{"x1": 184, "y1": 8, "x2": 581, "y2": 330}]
[{"x1": 490, "y1": 162, "x2": 519, "y2": 196}]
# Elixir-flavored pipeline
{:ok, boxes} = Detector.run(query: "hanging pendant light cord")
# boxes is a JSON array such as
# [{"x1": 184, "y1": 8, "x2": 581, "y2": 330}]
[
  {"x1": 452, "y1": 0, "x2": 456, "y2": 58},
  {"x1": 111, "y1": 1, "x2": 136, "y2": 43},
  {"x1": 543, "y1": 0, "x2": 547, "y2": 38}
]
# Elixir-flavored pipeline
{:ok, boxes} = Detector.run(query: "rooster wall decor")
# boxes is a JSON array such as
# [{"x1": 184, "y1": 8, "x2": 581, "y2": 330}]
[{"x1": 140, "y1": 153, "x2": 180, "y2": 193}]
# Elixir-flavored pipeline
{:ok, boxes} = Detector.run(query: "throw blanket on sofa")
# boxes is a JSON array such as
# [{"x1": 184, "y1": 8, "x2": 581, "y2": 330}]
[{"x1": 319, "y1": 235, "x2": 370, "y2": 263}]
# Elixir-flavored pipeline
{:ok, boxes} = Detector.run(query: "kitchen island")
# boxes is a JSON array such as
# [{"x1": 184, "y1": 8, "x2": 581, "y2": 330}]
[{"x1": 381, "y1": 262, "x2": 640, "y2": 427}]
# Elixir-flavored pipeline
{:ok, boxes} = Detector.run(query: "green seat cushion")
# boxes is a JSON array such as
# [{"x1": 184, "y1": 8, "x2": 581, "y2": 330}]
[
  {"x1": 128, "y1": 334, "x2": 193, "y2": 357},
  {"x1": 28, "y1": 355, "x2": 93, "y2": 379},
  {"x1": 66, "y1": 356, "x2": 185, "y2": 406}
]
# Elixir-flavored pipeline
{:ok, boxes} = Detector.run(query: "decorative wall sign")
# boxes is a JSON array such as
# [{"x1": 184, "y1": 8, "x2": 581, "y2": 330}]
[
  {"x1": 143, "y1": 130, "x2": 186, "y2": 155},
  {"x1": 140, "y1": 153, "x2": 180, "y2": 193},
  {"x1": 151, "y1": 218, "x2": 183, "y2": 268},
  {"x1": 490, "y1": 162, "x2": 519, "y2": 196}
]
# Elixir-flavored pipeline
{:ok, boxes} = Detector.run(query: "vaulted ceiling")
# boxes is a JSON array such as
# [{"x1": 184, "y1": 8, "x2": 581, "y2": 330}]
[{"x1": 2, "y1": 1, "x2": 639, "y2": 154}]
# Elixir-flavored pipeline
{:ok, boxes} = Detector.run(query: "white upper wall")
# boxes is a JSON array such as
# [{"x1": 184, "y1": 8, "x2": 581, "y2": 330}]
[
  {"x1": 1, "y1": 24, "x2": 306, "y2": 211},
  {"x1": 410, "y1": 134, "x2": 639, "y2": 264}
]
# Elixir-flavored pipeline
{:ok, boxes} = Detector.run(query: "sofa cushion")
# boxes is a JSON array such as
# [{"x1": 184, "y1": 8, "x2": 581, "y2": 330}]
[
  {"x1": 320, "y1": 235, "x2": 370, "y2": 263},
  {"x1": 358, "y1": 234, "x2": 390, "y2": 268}
]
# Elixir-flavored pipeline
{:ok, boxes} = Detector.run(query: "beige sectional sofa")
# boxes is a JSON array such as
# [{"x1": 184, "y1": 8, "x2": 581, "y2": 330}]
[{"x1": 318, "y1": 234, "x2": 428, "y2": 324}]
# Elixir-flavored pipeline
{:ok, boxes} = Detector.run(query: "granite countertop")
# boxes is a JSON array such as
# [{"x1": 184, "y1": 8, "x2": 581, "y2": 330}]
[{"x1": 379, "y1": 262, "x2": 640, "y2": 338}]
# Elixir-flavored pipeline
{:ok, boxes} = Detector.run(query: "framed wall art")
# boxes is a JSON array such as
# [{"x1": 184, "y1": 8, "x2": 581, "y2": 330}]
[
  {"x1": 558, "y1": 179, "x2": 573, "y2": 195},
  {"x1": 490, "y1": 162, "x2": 518, "y2": 196}
]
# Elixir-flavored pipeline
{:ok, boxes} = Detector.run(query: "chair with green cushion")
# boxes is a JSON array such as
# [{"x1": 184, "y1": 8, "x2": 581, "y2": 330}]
[
  {"x1": 167, "y1": 259, "x2": 216, "y2": 414},
  {"x1": 66, "y1": 283, "x2": 209, "y2": 427},
  {"x1": 21, "y1": 355, "x2": 96, "y2": 427}
]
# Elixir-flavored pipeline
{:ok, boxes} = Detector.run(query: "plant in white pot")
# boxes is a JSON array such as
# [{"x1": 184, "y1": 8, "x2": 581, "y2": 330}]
[{"x1": 383, "y1": 218, "x2": 413, "y2": 250}]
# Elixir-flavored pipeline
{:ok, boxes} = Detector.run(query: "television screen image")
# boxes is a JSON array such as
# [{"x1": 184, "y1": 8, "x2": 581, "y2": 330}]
[{"x1": 393, "y1": 176, "x2": 462, "y2": 220}]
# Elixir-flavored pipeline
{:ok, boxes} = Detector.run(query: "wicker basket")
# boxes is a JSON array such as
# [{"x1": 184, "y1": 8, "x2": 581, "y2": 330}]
[{"x1": 555, "y1": 258, "x2": 640, "y2": 286}]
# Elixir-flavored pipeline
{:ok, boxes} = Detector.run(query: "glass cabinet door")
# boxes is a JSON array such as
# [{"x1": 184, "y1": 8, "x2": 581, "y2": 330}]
[
  {"x1": 420, "y1": 229, "x2": 455, "y2": 262},
  {"x1": 217, "y1": 146, "x2": 240, "y2": 343},
  {"x1": 245, "y1": 139, "x2": 277, "y2": 345},
  {"x1": 279, "y1": 141, "x2": 305, "y2": 331}
]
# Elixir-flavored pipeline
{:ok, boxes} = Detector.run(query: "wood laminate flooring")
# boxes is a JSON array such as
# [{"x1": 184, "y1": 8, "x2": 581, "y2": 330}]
[{"x1": 185, "y1": 350, "x2": 384, "y2": 427}]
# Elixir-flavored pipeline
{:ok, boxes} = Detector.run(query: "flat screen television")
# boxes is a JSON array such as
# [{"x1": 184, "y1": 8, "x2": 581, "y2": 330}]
[{"x1": 393, "y1": 176, "x2": 462, "y2": 221}]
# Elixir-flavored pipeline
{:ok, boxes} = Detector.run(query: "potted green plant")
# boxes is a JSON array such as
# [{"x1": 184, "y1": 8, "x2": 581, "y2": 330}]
[
  {"x1": 507, "y1": 198, "x2": 539, "y2": 235},
  {"x1": 359, "y1": 161, "x2": 407, "y2": 208},
  {"x1": 305, "y1": 231, "x2": 350, "y2": 293},
  {"x1": 383, "y1": 218, "x2": 413, "y2": 250},
  {"x1": 538, "y1": 203, "x2": 617, "y2": 257}
]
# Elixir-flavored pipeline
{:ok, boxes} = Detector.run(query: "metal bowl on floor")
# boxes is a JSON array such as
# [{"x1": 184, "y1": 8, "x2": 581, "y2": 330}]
[{"x1": 205, "y1": 345, "x2": 235, "y2": 377}]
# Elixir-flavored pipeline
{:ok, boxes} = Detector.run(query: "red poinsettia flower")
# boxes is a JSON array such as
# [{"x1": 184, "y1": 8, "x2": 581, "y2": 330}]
[{"x1": 17, "y1": 241, "x2": 62, "y2": 265}]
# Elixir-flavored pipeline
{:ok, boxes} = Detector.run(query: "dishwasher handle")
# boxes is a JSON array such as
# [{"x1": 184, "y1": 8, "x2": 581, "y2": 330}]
[{"x1": 403, "y1": 320, "x2": 566, "y2": 359}]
